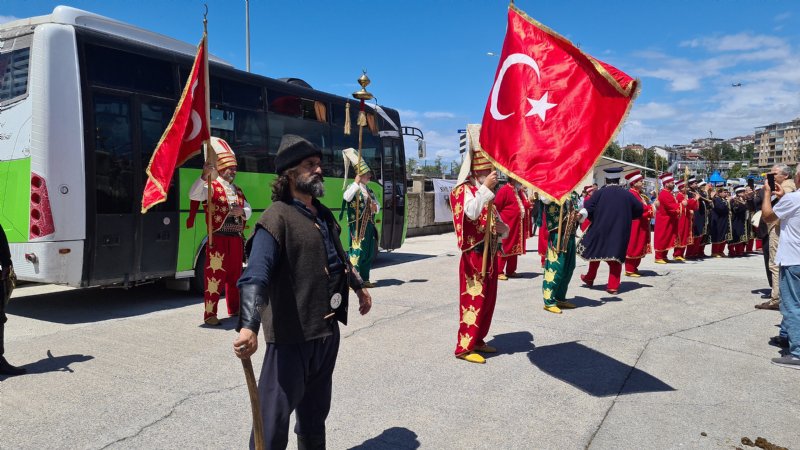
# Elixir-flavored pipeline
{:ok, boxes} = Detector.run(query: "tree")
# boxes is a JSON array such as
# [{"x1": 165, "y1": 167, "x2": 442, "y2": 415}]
[
  {"x1": 700, "y1": 144, "x2": 722, "y2": 174},
  {"x1": 727, "y1": 163, "x2": 746, "y2": 179},
  {"x1": 406, "y1": 158, "x2": 419, "y2": 174},
  {"x1": 719, "y1": 143, "x2": 739, "y2": 161},
  {"x1": 604, "y1": 142, "x2": 622, "y2": 159}
]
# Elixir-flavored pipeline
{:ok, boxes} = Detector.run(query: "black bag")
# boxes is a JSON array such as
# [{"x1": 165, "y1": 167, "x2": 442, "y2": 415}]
[{"x1": 3, "y1": 267, "x2": 16, "y2": 307}]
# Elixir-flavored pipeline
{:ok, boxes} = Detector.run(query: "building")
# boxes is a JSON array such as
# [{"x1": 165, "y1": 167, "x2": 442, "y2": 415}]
[
  {"x1": 726, "y1": 135, "x2": 755, "y2": 152},
  {"x1": 756, "y1": 118, "x2": 800, "y2": 168}
]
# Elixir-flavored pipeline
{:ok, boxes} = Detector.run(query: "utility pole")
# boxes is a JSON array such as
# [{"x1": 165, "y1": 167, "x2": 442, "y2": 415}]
[{"x1": 245, "y1": 0, "x2": 251, "y2": 72}]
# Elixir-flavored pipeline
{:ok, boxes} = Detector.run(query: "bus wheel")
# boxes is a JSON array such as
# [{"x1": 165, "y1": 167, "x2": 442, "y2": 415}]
[{"x1": 191, "y1": 247, "x2": 206, "y2": 295}]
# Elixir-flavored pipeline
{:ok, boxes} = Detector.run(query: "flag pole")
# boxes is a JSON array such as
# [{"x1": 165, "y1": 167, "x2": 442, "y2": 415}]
[
  {"x1": 352, "y1": 71, "x2": 373, "y2": 248},
  {"x1": 202, "y1": 11, "x2": 214, "y2": 248}
]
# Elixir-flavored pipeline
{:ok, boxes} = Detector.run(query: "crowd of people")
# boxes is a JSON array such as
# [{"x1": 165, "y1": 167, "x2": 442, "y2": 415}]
[
  {"x1": 3, "y1": 136, "x2": 797, "y2": 449},
  {"x1": 449, "y1": 145, "x2": 799, "y2": 371}
]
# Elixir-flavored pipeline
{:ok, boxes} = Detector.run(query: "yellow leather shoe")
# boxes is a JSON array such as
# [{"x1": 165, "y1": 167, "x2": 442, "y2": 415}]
[
  {"x1": 498, "y1": 274, "x2": 509, "y2": 281},
  {"x1": 654, "y1": 259, "x2": 668, "y2": 264},
  {"x1": 543, "y1": 305, "x2": 562, "y2": 314},
  {"x1": 556, "y1": 300, "x2": 576, "y2": 309},
  {"x1": 674, "y1": 256, "x2": 685, "y2": 262},
  {"x1": 625, "y1": 272, "x2": 641, "y2": 277},
  {"x1": 204, "y1": 316, "x2": 221, "y2": 326},
  {"x1": 456, "y1": 351, "x2": 486, "y2": 364},
  {"x1": 474, "y1": 344, "x2": 497, "y2": 353}
]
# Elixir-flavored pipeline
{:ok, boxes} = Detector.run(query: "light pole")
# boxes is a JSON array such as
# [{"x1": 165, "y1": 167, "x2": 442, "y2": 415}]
[{"x1": 245, "y1": 0, "x2": 251, "y2": 72}]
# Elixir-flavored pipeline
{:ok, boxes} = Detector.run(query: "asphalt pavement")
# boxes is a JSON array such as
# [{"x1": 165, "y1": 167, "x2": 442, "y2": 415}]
[{"x1": 1, "y1": 232, "x2": 798, "y2": 449}]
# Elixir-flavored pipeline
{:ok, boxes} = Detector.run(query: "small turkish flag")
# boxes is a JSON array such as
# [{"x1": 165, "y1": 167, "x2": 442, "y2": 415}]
[
  {"x1": 479, "y1": 4, "x2": 638, "y2": 202},
  {"x1": 142, "y1": 33, "x2": 210, "y2": 213}
]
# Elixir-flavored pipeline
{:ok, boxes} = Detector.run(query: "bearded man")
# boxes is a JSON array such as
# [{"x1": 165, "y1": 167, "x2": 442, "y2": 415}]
[{"x1": 233, "y1": 135, "x2": 372, "y2": 449}]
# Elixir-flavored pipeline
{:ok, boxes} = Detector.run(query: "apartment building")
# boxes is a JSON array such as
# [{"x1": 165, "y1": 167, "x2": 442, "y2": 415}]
[{"x1": 756, "y1": 118, "x2": 800, "y2": 168}]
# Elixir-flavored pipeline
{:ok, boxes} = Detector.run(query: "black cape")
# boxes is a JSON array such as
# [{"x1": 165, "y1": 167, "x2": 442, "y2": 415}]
[
  {"x1": 577, "y1": 185, "x2": 644, "y2": 263},
  {"x1": 709, "y1": 197, "x2": 730, "y2": 244}
]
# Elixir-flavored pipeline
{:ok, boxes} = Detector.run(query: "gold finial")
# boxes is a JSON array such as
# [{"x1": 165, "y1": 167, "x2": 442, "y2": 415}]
[{"x1": 353, "y1": 70, "x2": 373, "y2": 101}]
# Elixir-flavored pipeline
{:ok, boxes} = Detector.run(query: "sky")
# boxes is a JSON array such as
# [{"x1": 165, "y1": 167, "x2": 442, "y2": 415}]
[{"x1": 3, "y1": 1, "x2": 800, "y2": 165}]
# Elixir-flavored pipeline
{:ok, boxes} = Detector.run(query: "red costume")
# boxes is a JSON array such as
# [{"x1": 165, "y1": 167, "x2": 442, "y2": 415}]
[
  {"x1": 673, "y1": 183, "x2": 699, "y2": 259},
  {"x1": 579, "y1": 186, "x2": 595, "y2": 232},
  {"x1": 188, "y1": 138, "x2": 250, "y2": 325},
  {"x1": 624, "y1": 172, "x2": 653, "y2": 274},
  {"x1": 537, "y1": 208, "x2": 549, "y2": 266},
  {"x1": 495, "y1": 183, "x2": 531, "y2": 277},
  {"x1": 451, "y1": 180, "x2": 501, "y2": 357},
  {"x1": 654, "y1": 173, "x2": 680, "y2": 262}
]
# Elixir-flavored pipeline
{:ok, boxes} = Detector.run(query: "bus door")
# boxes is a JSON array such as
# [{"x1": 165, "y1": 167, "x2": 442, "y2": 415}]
[
  {"x1": 380, "y1": 137, "x2": 406, "y2": 250},
  {"x1": 88, "y1": 93, "x2": 178, "y2": 285}
]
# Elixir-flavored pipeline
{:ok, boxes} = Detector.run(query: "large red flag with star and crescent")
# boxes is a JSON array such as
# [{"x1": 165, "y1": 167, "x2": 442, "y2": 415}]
[
  {"x1": 479, "y1": 4, "x2": 639, "y2": 202},
  {"x1": 141, "y1": 33, "x2": 210, "y2": 213}
]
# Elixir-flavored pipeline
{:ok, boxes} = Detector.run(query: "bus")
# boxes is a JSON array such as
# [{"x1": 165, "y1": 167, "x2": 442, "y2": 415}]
[{"x1": 0, "y1": 6, "x2": 410, "y2": 291}]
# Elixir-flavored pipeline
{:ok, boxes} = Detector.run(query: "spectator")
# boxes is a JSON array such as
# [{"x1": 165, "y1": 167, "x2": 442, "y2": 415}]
[
  {"x1": 761, "y1": 175, "x2": 800, "y2": 369},
  {"x1": 756, "y1": 164, "x2": 796, "y2": 310}
]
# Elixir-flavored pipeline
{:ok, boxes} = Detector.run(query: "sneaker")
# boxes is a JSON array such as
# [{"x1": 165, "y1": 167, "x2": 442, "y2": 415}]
[
  {"x1": 771, "y1": 355, "x2": 800, "y2": 369},
  {"x1": 769, "y1": 336, "x2": 789, "y2": 348}
]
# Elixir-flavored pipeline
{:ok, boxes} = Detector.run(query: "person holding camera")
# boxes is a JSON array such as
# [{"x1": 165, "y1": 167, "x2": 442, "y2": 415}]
[
  {"x1": 760, "y1": 174, "x2": 800, "y2": 369},
  {"x1": 757, "y1": 165, "x2": 796, "y2": 310}
]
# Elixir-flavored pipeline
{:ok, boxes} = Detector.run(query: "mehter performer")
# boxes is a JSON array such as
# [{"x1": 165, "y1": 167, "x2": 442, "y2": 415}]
[{"x1": 450, "y1": 131, "x2": 508, "y2": 364}]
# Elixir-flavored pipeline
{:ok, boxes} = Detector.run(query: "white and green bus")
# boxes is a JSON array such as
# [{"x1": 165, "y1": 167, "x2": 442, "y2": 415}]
[{"x1": 0, "y1": 6, "x2": 410, "y2": 291}]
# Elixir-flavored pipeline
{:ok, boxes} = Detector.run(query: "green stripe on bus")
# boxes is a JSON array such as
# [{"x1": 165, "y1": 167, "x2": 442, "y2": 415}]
[{"x1": 0, "y1": 157, "x2": 31, "y2": 242}]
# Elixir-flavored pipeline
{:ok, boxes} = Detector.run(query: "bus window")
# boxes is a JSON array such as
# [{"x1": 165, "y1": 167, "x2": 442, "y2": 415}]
[
  {"x1": 93, "y1": 95, "x2": 133, "y2": 214},
  {"x1": 211, "y1": 106, "x2": 269, "y2": 173},
  {"x1": 0, "y1": 44, "x2": 30, "y2": 105},
  {"x1": 84, "y1": 44, "x2": 173, "y2": 97},
  {"x1": 264, "y1": 90, "x2": 331, "y2": 173},
  {"x1": 222, "y1": 79, "x2": 263, "y2": 110}
]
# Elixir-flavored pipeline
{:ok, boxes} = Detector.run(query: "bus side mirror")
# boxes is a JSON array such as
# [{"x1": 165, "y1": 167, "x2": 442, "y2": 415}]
[{"x1": 418, "y1": 139, "x2": 426, "y2": 159}]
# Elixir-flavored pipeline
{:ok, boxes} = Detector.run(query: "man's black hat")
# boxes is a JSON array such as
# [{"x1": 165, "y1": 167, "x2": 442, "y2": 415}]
[{"x1": 275, "y1": 134, "x2": 323, "y2": 174}]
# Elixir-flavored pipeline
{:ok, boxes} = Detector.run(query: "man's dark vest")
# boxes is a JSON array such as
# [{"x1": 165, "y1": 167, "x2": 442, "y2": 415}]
[{"x1": 254, "y1": 201, "x2": 349, "y2": 344}]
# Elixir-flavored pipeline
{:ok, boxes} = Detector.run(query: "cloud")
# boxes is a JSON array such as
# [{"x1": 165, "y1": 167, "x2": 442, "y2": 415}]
[
  {"x1": 775, "y1": 12, "x2": 792, "y2": 22},
  {"x1": 0, "y1": 15, "x2": 20, "y2": 24},
  {"x1": 398, "y1": 109, "x2": 457, "y2": 121},
  {"x1": 630, "y1": 102, "x2": 678, "y2": 120},
  {"x1": 423, "y1": 111, "x2": 456, "y2": 119},
  {"x1": 680, "y1": 33, "x2": 786, "y2": 52},
  {"x1": 621, "y1": 31, "x2": 800, "y2": 148}
]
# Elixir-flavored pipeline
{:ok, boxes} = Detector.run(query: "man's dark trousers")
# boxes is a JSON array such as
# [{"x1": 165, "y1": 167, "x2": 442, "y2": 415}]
[{"x1": 251, "y1": 323, "x2": 340, "y2": 450}]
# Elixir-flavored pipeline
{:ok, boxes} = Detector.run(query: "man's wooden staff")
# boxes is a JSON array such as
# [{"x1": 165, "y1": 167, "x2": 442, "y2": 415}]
[
  {"x1": 480, "y1": 200, "x2": 494, "y2": 279},
  {"x1": 241, "y1": 357, "x2": 264, "y2": 450}
]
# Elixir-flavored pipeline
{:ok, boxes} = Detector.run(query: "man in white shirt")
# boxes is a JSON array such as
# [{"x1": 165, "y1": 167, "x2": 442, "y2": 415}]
[{"x1": 761, "y1": 174, "x2": 800, "y2": 369}]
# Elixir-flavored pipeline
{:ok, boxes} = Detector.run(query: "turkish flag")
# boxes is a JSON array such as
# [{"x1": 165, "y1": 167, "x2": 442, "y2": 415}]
[
  {"x1": 141, "y1": 33, "x2": 210, "y2": 213},
  {"x1": 479, "y1": 5, "x2": 638, "y2": 202}
]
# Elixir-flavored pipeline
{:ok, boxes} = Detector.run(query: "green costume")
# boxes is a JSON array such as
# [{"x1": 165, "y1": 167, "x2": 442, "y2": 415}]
[
  {"x1": 541, "y1": 193, "x2": 581, "y2": 307},
  {"x1": 342, "y1": 182, "x2": 379, "y2": 283}
]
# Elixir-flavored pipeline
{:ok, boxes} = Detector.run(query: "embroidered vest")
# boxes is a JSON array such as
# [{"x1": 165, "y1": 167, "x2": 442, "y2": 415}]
[{"x1": 451, "y1": 183, "x2": 497, "y2": 251}]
